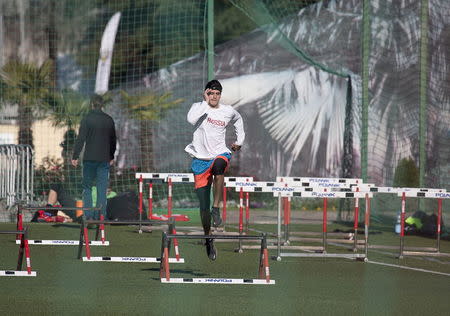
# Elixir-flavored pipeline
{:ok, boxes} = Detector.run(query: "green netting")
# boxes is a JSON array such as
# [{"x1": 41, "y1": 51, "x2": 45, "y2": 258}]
[{"x1": 0, "y1": 0, "x2": 449, "y2": 229}]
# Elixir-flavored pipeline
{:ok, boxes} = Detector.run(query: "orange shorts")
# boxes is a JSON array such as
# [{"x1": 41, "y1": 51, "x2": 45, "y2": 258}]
[{"x1": 192, "y1": 154, "x2": 230, "y2": 189}]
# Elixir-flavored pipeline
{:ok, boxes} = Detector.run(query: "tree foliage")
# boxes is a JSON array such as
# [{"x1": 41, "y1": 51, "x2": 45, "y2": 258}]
[
  {"x1": 393, "y1": 158, "x2": 420, "y2": 188},
  {"x1": 119, "y1": 90, "x2": 183, "y2": 121},
  {"x1": 0, "y1": 60, "x2": 55, "y2": 147}
]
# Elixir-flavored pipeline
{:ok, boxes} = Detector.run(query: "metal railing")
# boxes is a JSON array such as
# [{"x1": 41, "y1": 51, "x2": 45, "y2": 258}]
[{"x1": 0, "y1": 145, "x2": 34, "y2": 207}]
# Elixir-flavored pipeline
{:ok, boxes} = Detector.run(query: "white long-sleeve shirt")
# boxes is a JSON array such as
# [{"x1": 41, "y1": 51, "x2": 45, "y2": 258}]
[{"x1": 185, "y1": 101, "x2": 245, "y2": 160}]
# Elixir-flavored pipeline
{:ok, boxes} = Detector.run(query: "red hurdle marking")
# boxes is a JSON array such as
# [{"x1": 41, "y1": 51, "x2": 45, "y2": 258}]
[
  {"x1": 148, "y1": 183, "x2": 153, "y2": 220},
  {"x1": 263, "y1": 248, "x2": 271, "y2": 283},
  {"x1": 364, "y1": 193, "x2": 371, "y2": 259},
  {"x1": 99, "y1": 214, "x2": 106, "y2": 244},
  {"x1": 353, "y1": 187, "x2": 360, "y2": 252},
  {"x1": 139, "y1": 175, "x2": 143, "y2": 215},
  {"x1": 16, "y1": 211, "x2": 23, "y2": 240},
  {"x1": 172, "y1": 228, "x2": 181, "y2": 261},
  {"x1": 437, "y1": 198, "x2": 442, "y2": 236},
  {"x1": 161, "y1": 246, "x2": 170, "y2": 281},
  {"x1": 245, "y1": 192, "x2": 250, "y2": 231},
  {"x1": 23, "y1": 237, "x2": 32, "y2": 274},
  {"x1": 283, "y1": 197, "x2": 288, "y2": 225},
  {"x1": 239, "y1": 188, "x2": 244, "y2": 234},
  {"x1": 287, "y1": 197, "x2": 291, "y2": 226},
  {"x1": 83, "y1": 227, "x2": 91, "y2": 260},
  {"x1": 1, "y1": 228, "x2": 36, "y2": 277},
  {"x1": 400, "y1": 192, "x2": 406, "y2": 238},
  {"x1": 167, "y1": 178, "x2": 173, "y2": 217}
]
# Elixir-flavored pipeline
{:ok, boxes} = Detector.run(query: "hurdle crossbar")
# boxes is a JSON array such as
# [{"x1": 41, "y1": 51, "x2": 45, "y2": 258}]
[
  {"x1": 160, "y1": 233, "x2": 274, "y2": 285},
  {"x1": 78, "y1": 218, "x2": 184, "y2": 263},
  {"x1": 0, "y1": 228, "x2": 37, "y2": 277}
]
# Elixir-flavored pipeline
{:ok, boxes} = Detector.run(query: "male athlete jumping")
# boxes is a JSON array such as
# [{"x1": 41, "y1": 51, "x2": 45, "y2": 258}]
[{"x1": 185, "y1": 79, "x2": 245, "y2": 260}]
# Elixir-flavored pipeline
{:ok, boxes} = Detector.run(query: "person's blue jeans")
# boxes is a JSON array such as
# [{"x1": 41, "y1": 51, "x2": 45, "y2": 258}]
[{"x1": 82, "y1": 161, "x2": 110, "y2": 220}]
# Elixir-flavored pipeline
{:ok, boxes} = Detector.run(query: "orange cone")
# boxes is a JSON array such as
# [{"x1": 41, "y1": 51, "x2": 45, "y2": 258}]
[{"x1": 76, "y1": 200, "x2": 83, "y2": 217}]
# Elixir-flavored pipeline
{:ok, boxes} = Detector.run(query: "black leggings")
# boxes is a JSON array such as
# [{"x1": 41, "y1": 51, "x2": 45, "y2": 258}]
[
  {"x1": 196, "y1": 185, "x2": 211, "y2": 234},
  {"x1": 195, "y1": 158, "x2": 227, "y2": 234}
]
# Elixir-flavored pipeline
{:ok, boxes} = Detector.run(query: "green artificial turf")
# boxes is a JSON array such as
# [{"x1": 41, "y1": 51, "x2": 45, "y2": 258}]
[{"x1": 1, "y1": 210, "x2": 449, "y2": 315}]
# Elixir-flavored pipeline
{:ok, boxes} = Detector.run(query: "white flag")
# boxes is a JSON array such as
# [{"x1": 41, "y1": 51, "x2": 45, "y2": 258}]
[{"x1": 95, "y1": 12, "x2": 121, "y2": 95}]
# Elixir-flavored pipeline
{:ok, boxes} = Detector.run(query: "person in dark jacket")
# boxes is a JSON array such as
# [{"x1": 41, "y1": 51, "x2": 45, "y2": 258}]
[{"x1": 71, "y1": 95, "x2": 117, "y2": 219}]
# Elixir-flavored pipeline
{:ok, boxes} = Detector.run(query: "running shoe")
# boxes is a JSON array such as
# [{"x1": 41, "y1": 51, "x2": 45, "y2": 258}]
[
  {"x1": 205, "y1": 238, "x2": 217, "y2": 261},
  {"x1": 211, "y1": 207, "x2": 222, "y2": 227}
]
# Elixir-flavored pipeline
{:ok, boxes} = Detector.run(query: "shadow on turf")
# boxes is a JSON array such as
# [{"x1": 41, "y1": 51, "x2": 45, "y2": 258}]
[{"x1": 144, "y1": 267, "x2": 208, "y2": 280}]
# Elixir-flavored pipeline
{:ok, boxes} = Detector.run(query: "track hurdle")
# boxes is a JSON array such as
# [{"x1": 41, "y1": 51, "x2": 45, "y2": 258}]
[
  {"x1": 159, "y1": 232, "x2": 274, "y2": 284},
  {"x1": 0, "y1": 227, "x2": 36, "y2": 277},
  {"x1": 397, "y1": 190, "x2": 450, "y2": 258},
  {"x1": 78, "y1": 217, "x2": 184, "y2": 263},
  {"x1": 270, "y1": 187, "x2": 371, "y2": 261},
  {"x1": 16, "y1": 204, "x2": 108, "y2": 246},
  {"x1": 227, "y1": 181, "x2": 367, "y2": 255},
  {"x1": 136, "y1": 173, "x2": 191, "y2": 228},
  {"x1": 276, "y1": 177, "x2": 368, "y2": 251},
  {"x1": 224, "y1": 180, "x2": 276, "y2": 252},
  {"x1": 346, "y1": 185, "x2": 448, "y2": 255},
  {"x1": 223, "y1": 177, "x2": 254, "y2": 229}
]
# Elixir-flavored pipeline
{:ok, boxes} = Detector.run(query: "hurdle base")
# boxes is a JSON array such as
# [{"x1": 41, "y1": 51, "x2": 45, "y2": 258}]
[
  {"x1": 17, "y1": 239, "x2": 109, "y2": 246},
  {"x1": 0, "y1": 270, "x2": 37, "y2": 277},
  {"x1": 280, "y1": 252, "x2": 366, "y2": 259},
  {"x1": 82, "y1": 256, "x2": 184, "y2": 263},
  {"x1": 161, "y1": 277, "x2": 275, "y2": 285},
  {"x1": 400, "y1": 251, "x2": 450, "y2": 257},
  {"x1": 242, "y1": 245, "x2": 324, "y2": 251}
]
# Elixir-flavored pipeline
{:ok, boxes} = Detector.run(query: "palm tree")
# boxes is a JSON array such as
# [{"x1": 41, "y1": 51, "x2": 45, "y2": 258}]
[
  {"x1": 46, "y1": 89, "x2": 90, "y2": 159},
  {"x1": 0, "y1": 59, "x2": 54, "y2": 148},
  {"x1": 45, "y1": 89, "x2": 90, "y2": 196},
  {"x1": 120, "y1": 90, "x2": 183, "y2": 171}
]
